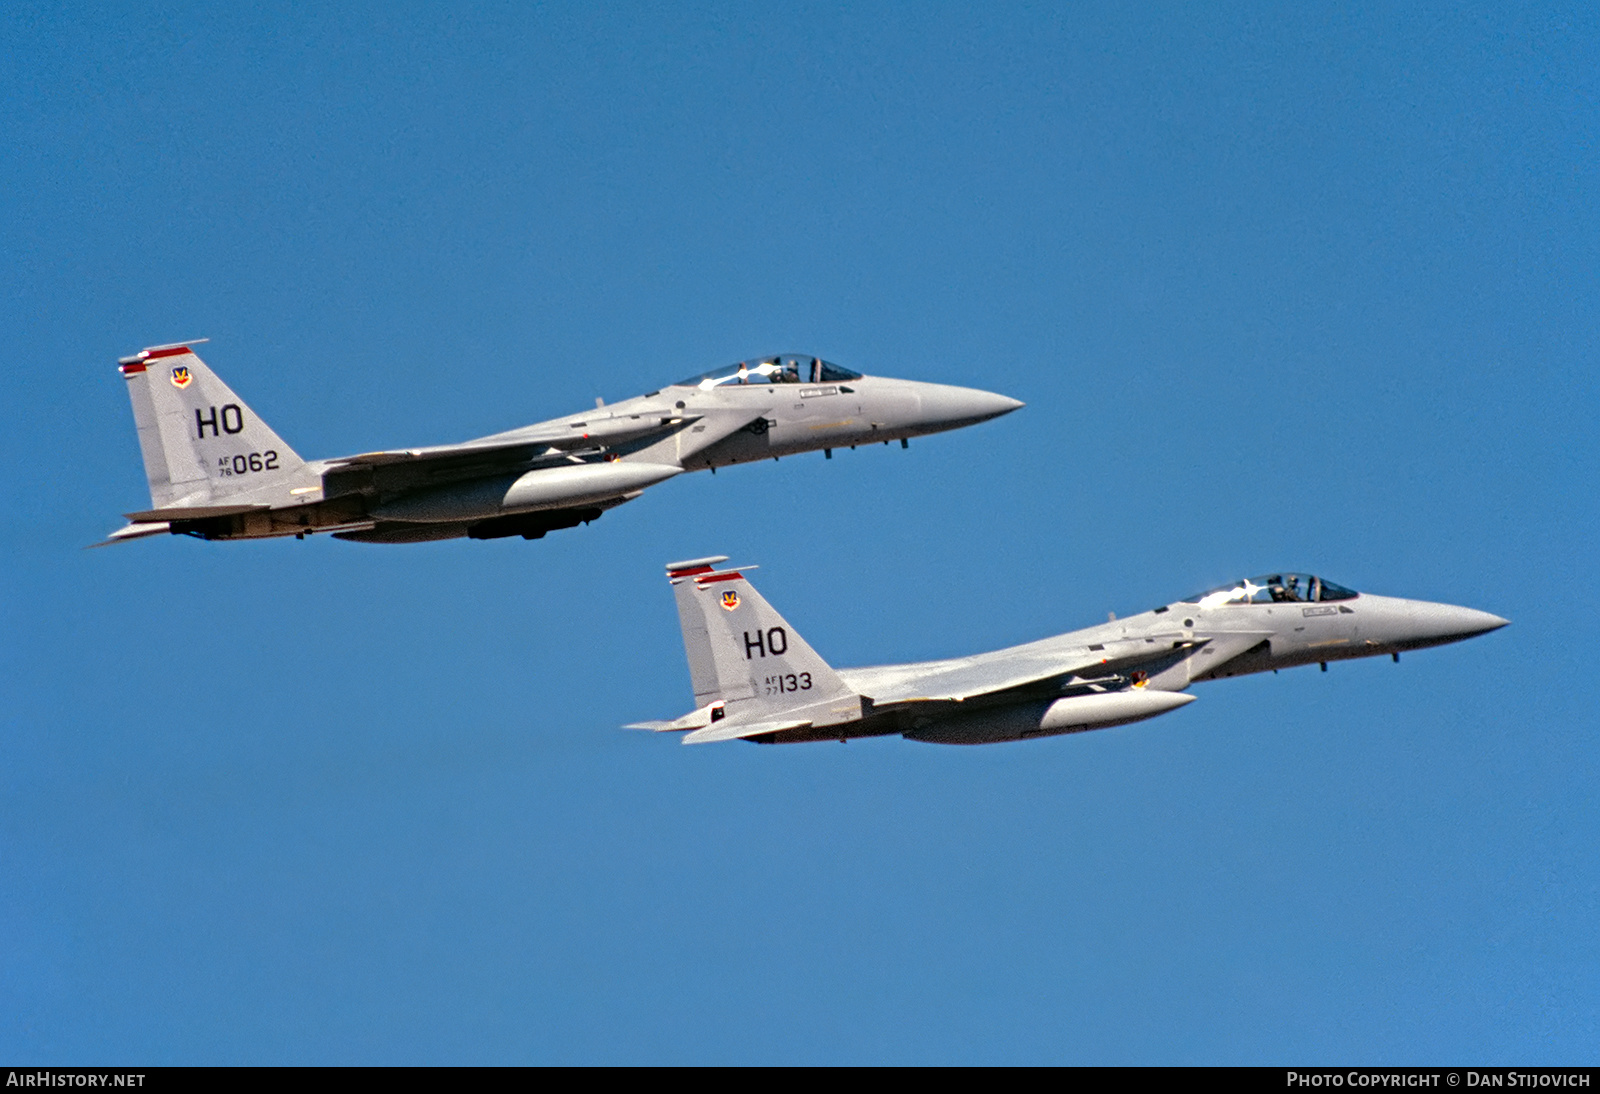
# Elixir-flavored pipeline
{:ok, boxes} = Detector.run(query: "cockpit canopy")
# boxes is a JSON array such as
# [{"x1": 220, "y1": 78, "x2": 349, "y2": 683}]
[
  {"x1": 674, "y1": 355, "x2": 863, "y2": 389},
  {"x1": 1182, "y1": 573, "x2": 1358, "y2": 607}
]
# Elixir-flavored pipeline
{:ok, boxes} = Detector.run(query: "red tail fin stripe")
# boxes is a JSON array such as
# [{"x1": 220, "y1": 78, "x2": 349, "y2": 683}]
[
  {"x1": 668, "y1": 565, "x2": 716, "y2": 578},
  {"x1": 695, "y1": 572, "x2": 744, "y2": 585},
  {"x1": 143, "y1": 345, "x2": 194, "y2": 359},
  {"x1": 119, "y1": 362, "x2": 148, "y2": 374}
]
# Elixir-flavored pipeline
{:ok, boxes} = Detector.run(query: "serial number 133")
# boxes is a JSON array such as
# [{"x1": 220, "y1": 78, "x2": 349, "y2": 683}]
[{"x1": 764, "y1": 673, "x2": 812, "y2": 695}]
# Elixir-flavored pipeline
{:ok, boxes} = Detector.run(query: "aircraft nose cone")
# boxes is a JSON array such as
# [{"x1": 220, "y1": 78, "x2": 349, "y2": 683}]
[
  {"x1": 1455, "y1": 608, "x2": 1510, "y2": 637},
  {"x1": 915, "y1": 383, "x2": 1025, "y2": 430},
  {"x1": 1414, "y1": 603, "x2": 1510, "y2": 643}
]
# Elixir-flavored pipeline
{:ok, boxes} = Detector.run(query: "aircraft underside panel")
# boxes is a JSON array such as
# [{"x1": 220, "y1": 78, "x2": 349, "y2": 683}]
[
  {"x1": 901, "y1": 689, "x2": 1196, "y2": 746},
  {"x1": 168, "y1": 497, "x2": 368, "y2": 540},
  {"x1": 334, "y1": 507, "x2": 606, "y2": 544},
  {"x1": 686, "y1": 420, "x2": 922, "y2": 469},
  {"x1": 332, "y1": 522, "x2": 469, "y2": 544}
]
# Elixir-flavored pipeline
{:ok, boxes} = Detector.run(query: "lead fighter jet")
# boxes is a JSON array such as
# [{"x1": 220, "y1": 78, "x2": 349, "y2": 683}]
[
  {"x1": 631, "y1": 559, "x2": 1508, "y2": 744},
  {"x1": 104, "y1": 343, "x2": 1022, "y2": 545}
]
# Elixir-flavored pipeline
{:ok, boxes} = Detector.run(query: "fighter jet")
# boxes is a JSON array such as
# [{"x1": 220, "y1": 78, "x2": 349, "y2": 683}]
[
  {"x1": 103, "y1": 342, "x2": 1022, "y2": 545},
  {"x1": 629, "y1": 559, "x2": 1508, "y2": 744}
]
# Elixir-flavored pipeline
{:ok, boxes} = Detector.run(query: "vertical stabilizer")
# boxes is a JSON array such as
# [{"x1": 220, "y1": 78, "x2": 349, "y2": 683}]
[
  {"x1": 668, "y1": 556, "x2": 728, "y2": 704},
  {"x1": 117, "y1": 342, "x2": 306, "y2": 509},
  {"x1": 664, "y1": 557, "x2": 859, "y2": 728}
]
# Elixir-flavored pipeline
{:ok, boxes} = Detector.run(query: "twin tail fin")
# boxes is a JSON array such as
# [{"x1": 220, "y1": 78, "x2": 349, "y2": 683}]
[
  {"x1": 658, "y1": 556, "x2": 864, "y2": 742},
  {"x1": 118, "y1": 342, "x2": 307, "y2": 510}
]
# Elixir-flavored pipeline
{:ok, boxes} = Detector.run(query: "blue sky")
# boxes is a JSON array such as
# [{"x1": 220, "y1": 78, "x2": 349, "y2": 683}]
[{"x1": 2, "y1": 2, "x2": 1596, "y2": 1063}]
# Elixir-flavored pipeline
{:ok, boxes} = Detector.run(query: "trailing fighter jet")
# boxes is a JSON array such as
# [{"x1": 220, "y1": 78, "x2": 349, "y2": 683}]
[
  {"x1": 629, "y1": 559, "x2": 1508, "y2": 745},
  {"x1": 103, "y1": 342, "x2": 1022, "y2": 545}
]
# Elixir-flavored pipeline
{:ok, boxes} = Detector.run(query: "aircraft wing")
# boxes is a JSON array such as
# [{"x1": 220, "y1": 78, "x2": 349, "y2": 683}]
[
  {"x1": 317, "y1": 405, "x2": 776, "y2": 499},
  {"x1": 321, "y1": 413, "x2": 702, "y2": 484},
  {"x1": 850, "y1": 631, "x2": 1273, "y2": 709},
  {"x1": 328, "y1": 416, "x2": 699, "y2": 466},
  {"x1": 122, "y1": 503, "x2": 270, "y2": 522}
]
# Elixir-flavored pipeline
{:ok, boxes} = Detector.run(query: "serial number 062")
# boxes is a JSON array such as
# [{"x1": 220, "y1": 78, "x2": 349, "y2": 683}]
[
  {"x1": 764, "y1": 673, "x2": 812, "y2": 696},
  {"x1": 217, "y1": 450, "x2": 280, "y2": 477}
]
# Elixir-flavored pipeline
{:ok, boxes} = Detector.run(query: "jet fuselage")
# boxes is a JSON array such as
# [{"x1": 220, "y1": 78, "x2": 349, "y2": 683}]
[
  {"x1": 108, "y1": 348, "x2": 1022, "y2": 545},
  {"x1": 638, "y1": 563, "x2": 1508, "y2": 746}
]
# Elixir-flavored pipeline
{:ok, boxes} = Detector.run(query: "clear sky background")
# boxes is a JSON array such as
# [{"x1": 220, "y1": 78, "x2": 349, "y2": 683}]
[{"x1": 2, "y1": 2, "x2": 1596, "y2": 1064}]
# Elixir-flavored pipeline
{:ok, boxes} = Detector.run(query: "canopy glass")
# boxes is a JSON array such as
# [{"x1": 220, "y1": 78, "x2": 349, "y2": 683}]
[
  {"x1": 1182, "y1": 574, "x2": 1359, "y2": 607},
  {"x1": 674, "y1": 356, "x2": 863, "y2": 389}
]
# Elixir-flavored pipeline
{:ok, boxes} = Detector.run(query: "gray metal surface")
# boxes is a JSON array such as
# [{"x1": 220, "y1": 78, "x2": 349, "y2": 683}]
[
  {"x1": 632, "y1": 562, "x2": 1509, "y2": 746},
  {"x1": 104, "y1": 345, "x2": 1022, "y2": 545}
]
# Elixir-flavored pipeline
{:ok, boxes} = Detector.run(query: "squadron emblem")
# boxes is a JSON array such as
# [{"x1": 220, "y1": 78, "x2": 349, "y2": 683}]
[
  {"x1": 720, "y1": 590, "x2": 740, "y2": 611},
  {"x1": 170, "y1": 365, "x2": 193, "y2": 389}
]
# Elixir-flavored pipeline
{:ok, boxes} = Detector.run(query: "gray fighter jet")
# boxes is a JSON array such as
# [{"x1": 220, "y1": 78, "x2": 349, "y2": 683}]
[
  {"x1": 103, "y1": 343, "x2": 1022, "y2": 545},
  {"x1": 630, "y1": 559, "x2": 1508, "y2": 744}
]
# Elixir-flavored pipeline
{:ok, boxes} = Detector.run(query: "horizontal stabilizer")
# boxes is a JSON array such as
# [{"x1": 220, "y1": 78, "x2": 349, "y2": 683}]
[
  {"x1": 623, "y1": 702, "x2": 724, "y2": 732},
  {"x1": 681, "y1": 718, "x2": 812, "y2": 745},
  {"x1": 88, "y1": 521, "x2": 172, "y2": 547}
]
